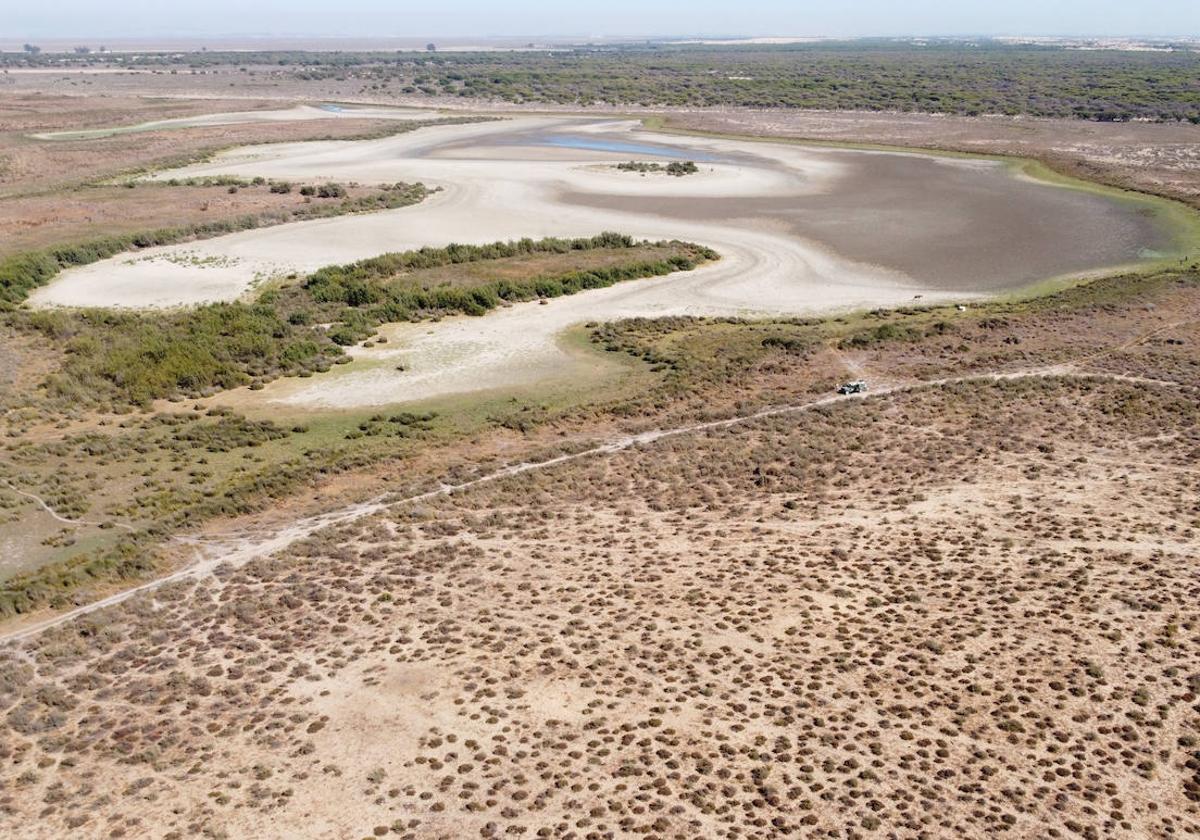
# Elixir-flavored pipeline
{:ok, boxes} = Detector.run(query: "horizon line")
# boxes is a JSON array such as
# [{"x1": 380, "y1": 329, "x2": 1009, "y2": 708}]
[{"x1": 5, "y1": 33, "x2": 1199, "y2": 45}]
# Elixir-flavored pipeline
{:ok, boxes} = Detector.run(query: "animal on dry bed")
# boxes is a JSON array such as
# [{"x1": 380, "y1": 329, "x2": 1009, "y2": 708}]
[{"x1": 0, "y1": 375, "x2": 1197, "y2": 839}]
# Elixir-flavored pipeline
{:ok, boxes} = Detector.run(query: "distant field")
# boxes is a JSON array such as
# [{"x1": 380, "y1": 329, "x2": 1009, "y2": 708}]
[{"x1": 6, "y1": 41, "x2": 1200, "y2": 120}]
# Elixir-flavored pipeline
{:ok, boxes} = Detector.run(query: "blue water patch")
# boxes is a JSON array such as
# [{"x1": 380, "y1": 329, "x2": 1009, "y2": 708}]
[
  {"x1": 319, "y1": 103, "x2": 345, "y2": 113},
  {"x1": 539, "y1": 134, "x2": 719, "y2": 162}
]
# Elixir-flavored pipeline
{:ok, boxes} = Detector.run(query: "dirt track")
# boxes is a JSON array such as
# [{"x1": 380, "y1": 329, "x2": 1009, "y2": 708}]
[{"x1": 2, "y1": 362, "x2": 1183, "y2": 647}]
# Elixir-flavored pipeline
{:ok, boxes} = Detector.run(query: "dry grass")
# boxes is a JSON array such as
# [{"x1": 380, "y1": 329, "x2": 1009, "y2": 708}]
[
  {"x1": 0, "y1": 182, "x2": 401, "y2": 258},
  {"x1": 0, "y1": 273, "x2": 1197, "y2": 838},
  {"x1": 0, "y1": 93, "x2": 456, "y2": 260},
  {"x1": 0, "y1": 374, "x2": 1196, "y2": 839},
  {"x1": 0, "y1": 93, "x2": 423, "y2": 195}
]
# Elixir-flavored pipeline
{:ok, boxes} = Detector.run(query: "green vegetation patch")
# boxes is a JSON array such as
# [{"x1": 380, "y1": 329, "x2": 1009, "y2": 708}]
[
  {"x1": 616, "y1": 160, "x2": 700, "y2": 176},
  {"x1": 0, "y1": 533, "x2": 159, "y2": 618},
  {"x1": 288, "y1": 233, "x2": 718, "y2": 346},
  {"x1": 29, "y1": 304, "x2": 338, "y2": 408},
  {"x1": 0, "y1": 233, "x2": 715, "y2": 616},
  {"x1": 169, "y1": 415, "x2": 292, "y2": 453}
]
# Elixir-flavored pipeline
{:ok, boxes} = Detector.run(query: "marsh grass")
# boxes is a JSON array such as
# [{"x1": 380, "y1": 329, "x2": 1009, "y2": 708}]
[{"x1": 0, "y1": 236, "x2": 713, "y2": 614}]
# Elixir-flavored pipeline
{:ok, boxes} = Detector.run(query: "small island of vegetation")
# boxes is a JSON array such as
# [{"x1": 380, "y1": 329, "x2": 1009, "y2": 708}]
[{"x1": 616, "y1": 160, "x2": 700, "y2": 176}]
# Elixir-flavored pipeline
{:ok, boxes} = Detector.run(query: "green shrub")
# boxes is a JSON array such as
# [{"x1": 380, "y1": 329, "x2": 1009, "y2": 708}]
[{"x1": 36, "y1": 303, "x2": 339, "y2": 407}]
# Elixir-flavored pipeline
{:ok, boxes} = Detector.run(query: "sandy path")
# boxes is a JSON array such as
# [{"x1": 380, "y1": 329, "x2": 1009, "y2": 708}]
[{"x1": 2, "y1": 365, "x2": 1185, "y2": 647}]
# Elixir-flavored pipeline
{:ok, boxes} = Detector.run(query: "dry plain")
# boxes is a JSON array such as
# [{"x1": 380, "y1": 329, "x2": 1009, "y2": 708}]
[
  {"x1": 3, "y1": 269, "x2": 1200, "y2": 839},
  {"x1": 0, "y1": 75, "x2": 1198, "y2": 840}
]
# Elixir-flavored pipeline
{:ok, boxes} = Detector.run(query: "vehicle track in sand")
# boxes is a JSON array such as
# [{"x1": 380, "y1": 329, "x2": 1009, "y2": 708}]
[{"x1": 0, "y1": 479, "x2": 137, "y2": 534}]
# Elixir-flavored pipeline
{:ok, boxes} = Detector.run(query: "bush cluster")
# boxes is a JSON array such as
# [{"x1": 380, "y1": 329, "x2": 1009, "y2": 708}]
[
  {"x1": 31, "y1": 304, "x2": 336, "y2": 407},
  {"x1": 616, "y1": 160, "x2": 700, "y2": 176},
  {"x1": 296, "y1": 234, "x2": 716, "y2": 346}
]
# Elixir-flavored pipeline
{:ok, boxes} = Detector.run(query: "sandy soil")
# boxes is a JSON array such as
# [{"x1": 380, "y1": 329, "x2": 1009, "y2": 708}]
[
  {"x1": 29, "y1": 116, "x2": 1176, "y2": 407},
  {"x1": 28, "y1": 103, "x2": 444, "y2": 140},
  {"x1": 2, "y1": 369, "x2": 1196, "y2": 839},
  {"x1": 0, "y1": 93, "x2": 459, "y2": 199},
  {"x1": 2, "y1": 244, "x2": 1198, "y2": 839}
]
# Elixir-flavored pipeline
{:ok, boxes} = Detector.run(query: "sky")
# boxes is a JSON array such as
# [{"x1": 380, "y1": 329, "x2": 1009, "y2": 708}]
[{"x1": 7, "y1": 0, "x2": 1199, "y2": 40}]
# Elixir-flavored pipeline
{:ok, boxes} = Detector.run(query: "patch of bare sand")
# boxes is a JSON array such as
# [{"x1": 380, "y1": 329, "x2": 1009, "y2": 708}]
[{"x1": 28, "y1": 103, "x2": 444, "y2": 140}]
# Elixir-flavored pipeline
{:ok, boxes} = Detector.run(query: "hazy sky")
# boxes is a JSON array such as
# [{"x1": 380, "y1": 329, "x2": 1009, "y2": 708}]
[{"x1": 8, "y1": 0, "x2": 1199, "y2": 39}]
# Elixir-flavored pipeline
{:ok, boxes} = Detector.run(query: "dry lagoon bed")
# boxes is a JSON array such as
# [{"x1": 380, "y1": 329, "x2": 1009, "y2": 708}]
[{"x1": 27, "y1": 116, "x2": 1176, "y2": 408}]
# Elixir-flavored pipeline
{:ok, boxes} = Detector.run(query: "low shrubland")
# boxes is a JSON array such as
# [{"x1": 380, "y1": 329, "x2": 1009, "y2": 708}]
[
  {"x1": 2, "y1": 235, "x2": 1194, "y2": 625},
  {"x1": 31, "y1": 304, "x2": 338, "y2": 408},
  {"x1": 287, "y1": 233, "x2": 717, "y2": 345},
  {"x1": 9, "y1": 45, "x2": 1198, "y2": 121},
  {"x1": 15, "y1": 234, "x2": 714, "y2": 409},
  {"x1": 0, "y1": 234, "x2": 714, "y2": 613}
]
